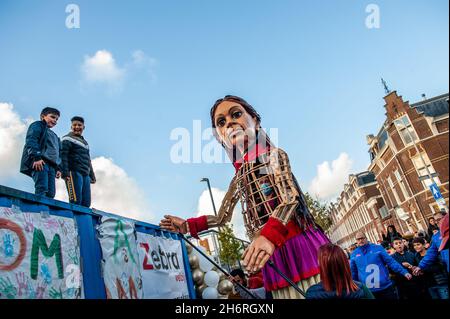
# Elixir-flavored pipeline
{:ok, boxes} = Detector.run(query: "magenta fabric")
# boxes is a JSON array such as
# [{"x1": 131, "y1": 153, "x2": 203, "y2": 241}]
[{"x1": 262, "y1": 227, "x2": 330, "y2": 291}]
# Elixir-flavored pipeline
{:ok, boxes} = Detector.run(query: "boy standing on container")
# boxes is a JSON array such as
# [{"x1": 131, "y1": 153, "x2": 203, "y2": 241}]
[
  {"x1": 61, "y1": 116, "x2": 96, "y2": 207},
  {"x1": 20, "y1": 107, "x2": 62, "y2": 198}
]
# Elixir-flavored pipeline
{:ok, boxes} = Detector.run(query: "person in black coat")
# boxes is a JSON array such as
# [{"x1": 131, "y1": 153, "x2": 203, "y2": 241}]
[
  {"x1": 60, "y1": 116, "x2": 96, "y2": 207},
  {"x1": 385, "y1": 225, "x2": 402, "y2": 244},
  {"x1": 20, "y1": 107, "x2": 62, "y2": 198}
]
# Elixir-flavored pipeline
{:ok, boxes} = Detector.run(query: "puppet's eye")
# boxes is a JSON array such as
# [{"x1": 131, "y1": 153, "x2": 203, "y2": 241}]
[
  {"x1": 232, "y1": 111, "x2": 242, "y2": 119},
  {"x1": 216, "y1": 118, "x2": 226, "y2": 127}
]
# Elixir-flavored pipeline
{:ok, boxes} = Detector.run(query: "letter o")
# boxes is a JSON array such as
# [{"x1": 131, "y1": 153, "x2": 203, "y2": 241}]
[{"x1": 0, "y1": 218, "x2": 27, "y2": 271}]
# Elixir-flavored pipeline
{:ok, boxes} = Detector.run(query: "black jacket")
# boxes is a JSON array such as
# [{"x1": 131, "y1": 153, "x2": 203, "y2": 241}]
[
  {"x1": 306, "y1": 281, "x2": 374, "y2": 299},
  {"x1": 60, "y1": 132, "x2": 96, "y2": 181},
  {"x1": 20, "y1": 120, "x2": 61, "y2": 177}
]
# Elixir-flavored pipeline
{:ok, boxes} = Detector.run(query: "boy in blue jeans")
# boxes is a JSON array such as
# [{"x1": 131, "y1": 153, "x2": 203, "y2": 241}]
[{"x1": 20, "y1": 107, "x2": 62, "y2": 198}]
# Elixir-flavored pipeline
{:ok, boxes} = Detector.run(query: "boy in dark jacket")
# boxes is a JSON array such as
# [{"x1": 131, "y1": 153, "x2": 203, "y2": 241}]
[
  {"x1": 390, "y1": 237, "x2": 425, "y2": 299},
  {"x1": 20, "y1": 107, "x2": 62, "y2": 198},
  {"x1": 413, "y1": 237, "x2": 449, "y2": 299},
  {"x1": 60, "y1": 116, "x2": 96, "y2": 207}
]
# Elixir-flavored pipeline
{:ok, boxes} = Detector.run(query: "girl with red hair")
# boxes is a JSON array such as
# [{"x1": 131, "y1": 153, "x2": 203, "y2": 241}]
[{"x1": 306, "y1": 243, "x2": 374, "y2": 299}]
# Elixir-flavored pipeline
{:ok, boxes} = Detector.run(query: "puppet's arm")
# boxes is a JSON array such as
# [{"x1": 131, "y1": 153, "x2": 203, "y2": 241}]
[{"x1": 260, "y1": 148, "x2": 300, "y2": 247}]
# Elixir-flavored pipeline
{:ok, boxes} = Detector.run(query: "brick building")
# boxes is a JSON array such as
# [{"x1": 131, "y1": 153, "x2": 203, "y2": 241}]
[
  {"x1": 329, "y1": 171, "x2": 389, "y2": 248},
  {"x1": 366, "y1": 91, "x2": 449, "y2": 235}
]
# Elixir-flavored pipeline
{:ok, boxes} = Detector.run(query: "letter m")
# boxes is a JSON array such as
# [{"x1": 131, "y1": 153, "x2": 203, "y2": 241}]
[{"x1": 30, "y1": 228, "x2": 64, "y2": 280}]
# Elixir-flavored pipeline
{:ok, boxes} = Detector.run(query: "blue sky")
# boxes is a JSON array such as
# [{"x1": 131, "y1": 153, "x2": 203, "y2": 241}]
[{"x1": 0, "y1": 0, "x2": 448, "y2": 224}]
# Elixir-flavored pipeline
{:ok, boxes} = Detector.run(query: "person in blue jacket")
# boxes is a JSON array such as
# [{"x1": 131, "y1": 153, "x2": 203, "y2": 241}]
[
  {"x1": 20, "y1": 107, "x2": 62, "y2": 198},
  {"x1": 414, "y1": 211, "x2": 449, "y2": 275},
  {"x1": 350, "y1": 231, "x2": 412, "y2": 300}
]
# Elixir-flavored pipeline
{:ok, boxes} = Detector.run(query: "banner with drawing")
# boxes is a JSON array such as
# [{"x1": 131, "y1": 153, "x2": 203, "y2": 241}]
[
  {"x1": 0, "y1": 206, "x2": 82, "y2": 299},
  {"x1": 137, "y1": 232, "x2": 189, "y2": 299},
  {"x1": 97, "y1": 216, "x2": 143, "y2": 299}
]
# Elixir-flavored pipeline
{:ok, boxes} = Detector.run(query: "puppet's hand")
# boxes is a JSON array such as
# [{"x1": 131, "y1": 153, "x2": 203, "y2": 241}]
[
  {"x1": 159, "y1": 215, "x2": 188, "y2": 234},
  {"x1": 242, "y1": 235, "x2": 275, "y2": 272}
]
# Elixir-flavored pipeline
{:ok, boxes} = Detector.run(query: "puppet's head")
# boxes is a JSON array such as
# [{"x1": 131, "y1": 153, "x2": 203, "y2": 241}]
[{"x1": 210, "y1": 95, "x2": 272, "y2": 162}]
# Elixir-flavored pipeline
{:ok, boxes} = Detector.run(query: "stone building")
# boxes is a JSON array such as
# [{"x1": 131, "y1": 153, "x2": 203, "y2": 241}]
[
  {"x1": 367, "y1": 91, "x2": 449, "y2": 235},
  {"x1": 329, "y1": 171, "x2": 389, "y2": 248}
]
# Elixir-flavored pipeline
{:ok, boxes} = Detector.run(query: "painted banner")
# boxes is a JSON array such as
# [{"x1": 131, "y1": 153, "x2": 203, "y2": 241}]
[
  {"x1": 97, "y1": 216, "x2": 143, "y2": 299},
  {"x1": 0, "y1": 206, "x2": 82, "y2": 299},
  {"x1": 137, "y1": 232, "x2": 190, "y2": 299}
]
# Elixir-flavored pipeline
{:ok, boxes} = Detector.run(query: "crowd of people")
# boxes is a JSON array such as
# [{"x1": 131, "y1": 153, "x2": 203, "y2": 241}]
[{"x1": 229, "y1": 210, "x2": 449, "y2": 300}]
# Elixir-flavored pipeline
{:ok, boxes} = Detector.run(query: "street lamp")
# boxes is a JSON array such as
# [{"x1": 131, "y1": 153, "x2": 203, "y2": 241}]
[
  {"x1": 200, "y1": 178, "x2": 218, "y2": 216},
  {"x1": 200, "y1": 177, "x2": 222, "y2": 267}
]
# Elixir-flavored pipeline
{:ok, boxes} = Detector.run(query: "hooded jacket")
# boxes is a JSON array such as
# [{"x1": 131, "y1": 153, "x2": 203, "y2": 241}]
[{"x1": 350, "y1": 243, "x2": 408, "y2": 292}]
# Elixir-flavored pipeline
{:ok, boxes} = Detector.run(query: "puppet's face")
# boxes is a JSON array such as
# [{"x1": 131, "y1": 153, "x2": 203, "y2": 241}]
[{"x1": 213, "y1": 101, "x2": 259, "y2": 150}]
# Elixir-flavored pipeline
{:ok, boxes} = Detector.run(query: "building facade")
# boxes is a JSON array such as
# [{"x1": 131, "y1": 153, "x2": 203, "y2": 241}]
[
  {"x1": 367, "y1": 91, "x2": 449, "y2": 235},
  {"x1": 329, "y1": 171, "x2": 389, "y2": 248}
]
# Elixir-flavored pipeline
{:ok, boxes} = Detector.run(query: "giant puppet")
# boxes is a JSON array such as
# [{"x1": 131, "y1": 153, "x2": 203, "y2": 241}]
[{"x1": 160, "y1": 95, "x2": 330, "y2": 299}]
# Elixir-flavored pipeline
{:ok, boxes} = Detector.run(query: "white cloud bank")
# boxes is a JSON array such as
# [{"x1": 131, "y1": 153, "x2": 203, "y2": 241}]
[
  {"x1": 1, "y1": 102, "x2": 153, "y2": 222},
  {"x1": 55, "y1": 157, "x2": 153, "y2": 222},
  {"x1": 80, "y1": 49, "x2": 157, "y2": 90},
  {"x1": 196, "y1": 187, "x2": 248, "y2": 241},
  {"x1": 0, "y1": 103, "x2": 28, "y2": 179},
  {"x1": 308, "y1": 152, "x2": 353, "y2": 201}
]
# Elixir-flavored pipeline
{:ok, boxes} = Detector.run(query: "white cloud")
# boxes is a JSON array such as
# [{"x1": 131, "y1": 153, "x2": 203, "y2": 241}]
[
  {"x1": 196, "y1": 188, "x2": 248, "y2": 241},
  {"x1": 0, "y1": 103, "x2": 28, "y2": 179},
  {"x1": 55, "y1": 156, "x2": 153, "y2": 223},
  {"x1": 308, "y1": 152, "x2": 353, "y2": 201},
  {"x1": 130, "y1": 50, "x2": 158, "y2": 82},
  {"x1": 80, "y1": 49, "x2": 158, "y2": 91},
  {"x1": 81, "y1": 50, "x2": 125, "y2": 86}
]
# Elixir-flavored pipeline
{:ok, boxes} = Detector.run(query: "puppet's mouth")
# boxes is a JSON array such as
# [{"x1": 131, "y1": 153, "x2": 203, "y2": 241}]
[{"x1": 227, "y1": 127, "x2": 245, "y2": 139}]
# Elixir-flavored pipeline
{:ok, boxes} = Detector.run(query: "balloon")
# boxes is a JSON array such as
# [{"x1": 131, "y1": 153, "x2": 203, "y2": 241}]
[
  {"x1": 219, "y1": 273, "x2": 227, "y2": 282},
  {"x1": 185, "y1": 243, "x2": 193, "y2": 254},
  {"x1": 204, "y1": 270, "x2": 220, "y2": 287},
  {"x1": 217, "y1": 279, "x2": 234, "y2": 295},
  {"x1": 192, "y1": 246, "x2": 215, "y2": 272},
  {"x1": 189, "y1": 254, "x2": 199, "y2": 269},
  {"x1": 202, "y1": 287, "x2": 218, "y2": 299},
  {"x1": 196, "y1": 283, "x2": 207, "y2": 296},
  {"x1": 191, "y1": 268, "x2": 204, "y2": 285},
  {"x1": 198, "y1": 256, "x2": 214, "y2": 272}
]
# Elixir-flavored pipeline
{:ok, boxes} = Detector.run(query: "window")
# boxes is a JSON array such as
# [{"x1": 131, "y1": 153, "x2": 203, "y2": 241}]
[
  {"x1": 411, "y1": 154, "x2": 441, "y2": 189},
  {"x1": 379, "y1": 206, "x2": 390, "y2": 218},
  {"x1": 394, "y1": 169, "x2": 409, "y2": 199},
  {"x1": 394, "y1": 115, "x2": 418, "y2": 146},
  {"x1": 387, "y1": 175, "x2": 401, "y2": 205}
]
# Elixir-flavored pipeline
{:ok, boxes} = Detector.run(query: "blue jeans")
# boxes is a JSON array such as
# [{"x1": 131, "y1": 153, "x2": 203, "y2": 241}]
[
  {"x1": 67, "y1": 171, "x2": 91, "y2": 207},
  {"x1": 32, "y1": 164, "x2": 56, "y2": 198},
  {"x1": 428, "y1": 285, "x2": 449, "y2": 299}
]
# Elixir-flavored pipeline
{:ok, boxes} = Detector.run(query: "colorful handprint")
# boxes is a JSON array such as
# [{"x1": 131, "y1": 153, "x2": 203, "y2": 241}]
[
  {"x1": 0, "y1": 277, "x2": 17, "y2": 299},
  {"x1": 40, "y1": 263, "x2": 53, "y2": 285},
  {"x1": 3, "y1": 233, "x2": 15, "y2": 257}
]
